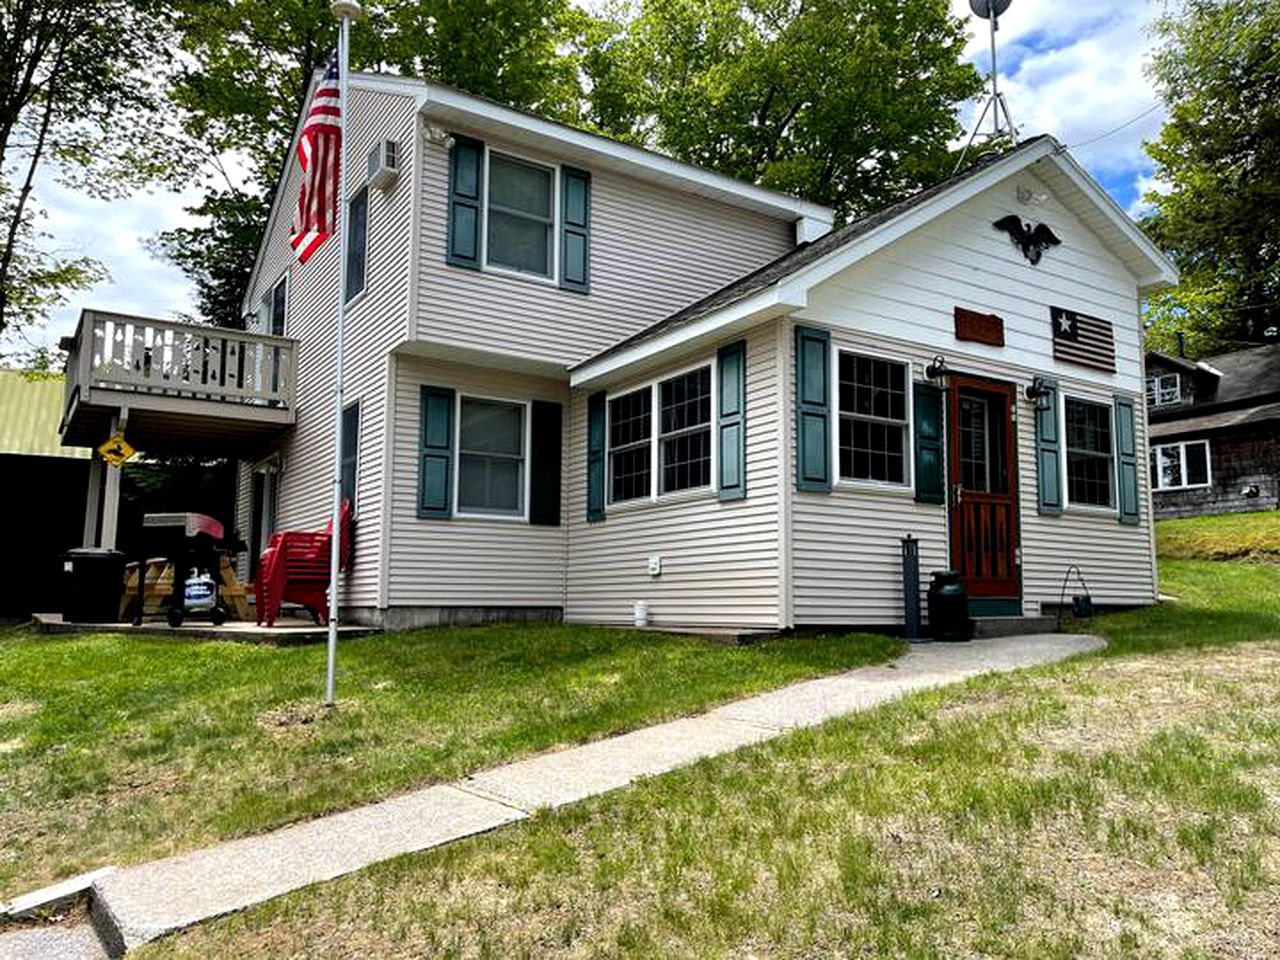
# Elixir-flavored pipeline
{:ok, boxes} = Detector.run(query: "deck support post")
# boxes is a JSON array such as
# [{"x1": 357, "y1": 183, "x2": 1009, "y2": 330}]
[
  {"x1": 100, "y1": 410, "x2": 128, "y2": 550},
  {"x1": 83, "y1": 456, "x2": 103, "y2": 547}
]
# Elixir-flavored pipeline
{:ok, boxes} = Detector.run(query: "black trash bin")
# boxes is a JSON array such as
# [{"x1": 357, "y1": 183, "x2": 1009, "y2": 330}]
[
  {"x1": 927, "y1": 570, "x2": 973, "y2": 642},
  {"x1": 63, "y1": 548, "x2": 126, "y2": 623}
]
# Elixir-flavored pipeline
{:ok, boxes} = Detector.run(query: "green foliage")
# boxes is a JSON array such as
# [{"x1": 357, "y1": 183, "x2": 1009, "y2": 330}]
[
  {"x1": 582, "y1": 0, "x2": 983, "y2": 219},
  {"x1": 1142, "y1": 0, "x2": 1280, "y2": 356}
]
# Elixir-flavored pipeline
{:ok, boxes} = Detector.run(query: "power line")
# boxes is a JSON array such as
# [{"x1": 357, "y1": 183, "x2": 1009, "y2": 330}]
[{"x1": 1067, "y1": 103, "x2": 1163, "y2": 150}]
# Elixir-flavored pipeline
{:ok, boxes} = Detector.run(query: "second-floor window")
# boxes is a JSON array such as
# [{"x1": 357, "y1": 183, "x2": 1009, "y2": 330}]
[
  {"x1": 1146, "y1": 372, "x2": 1180, "y2": 406},
  {"x1": 487, "y1": 153, "x2": 554, "y2": 278},
  {"x1": 268, "y1": 276, "x2": 286, "y2": 336}
]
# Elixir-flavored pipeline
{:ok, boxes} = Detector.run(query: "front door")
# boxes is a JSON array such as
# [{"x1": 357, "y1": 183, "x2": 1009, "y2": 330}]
[{"x1": 947, "y1": 376, "x2": 1020, "y2": 605}]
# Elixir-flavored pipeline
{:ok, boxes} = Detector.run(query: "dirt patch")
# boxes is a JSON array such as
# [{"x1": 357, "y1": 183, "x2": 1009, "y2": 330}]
[
  {"x1": 255, "y1": 699, "x2": 356, "y2": 741},
  {"x1": 0, "y1": 700, "x2": 38, "y2": 721}
]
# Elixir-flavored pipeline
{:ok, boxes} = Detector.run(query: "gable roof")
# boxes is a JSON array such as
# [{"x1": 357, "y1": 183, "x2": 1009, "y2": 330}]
[
  {"x1": 1200, "y1": 342, "x2": 1280, "y2": 405},
  {"x1": 571, "y1": 136, "x2": 1179, "y2": 387}
]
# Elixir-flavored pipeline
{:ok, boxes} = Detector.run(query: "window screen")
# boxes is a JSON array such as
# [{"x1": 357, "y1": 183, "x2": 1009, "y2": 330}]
[
  {"x1": 487, "y1": 154, "x2": 553, "y2": 277},
  {"x1": 458, "y1": 397, "x2": 525, "y2": 516}
]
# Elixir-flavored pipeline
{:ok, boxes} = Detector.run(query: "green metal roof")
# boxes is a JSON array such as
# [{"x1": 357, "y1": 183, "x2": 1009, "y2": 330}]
[{"x1": 0, "y1": 370, "x2": 90, "y2": 459}]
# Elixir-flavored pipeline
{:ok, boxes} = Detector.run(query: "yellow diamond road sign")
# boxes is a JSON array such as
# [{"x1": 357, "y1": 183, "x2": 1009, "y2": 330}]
[{"x1": 98, "y1": 433, "x2": 136, "y2": 467}]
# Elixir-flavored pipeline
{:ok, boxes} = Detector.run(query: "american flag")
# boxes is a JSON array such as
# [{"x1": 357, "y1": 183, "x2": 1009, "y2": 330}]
[
  {"x1": 290, "y1": 50, "x2": 341, "y2": 263},
  {"x1": 1051, "y1": 305, "x2": 1115, "y2": 372}
]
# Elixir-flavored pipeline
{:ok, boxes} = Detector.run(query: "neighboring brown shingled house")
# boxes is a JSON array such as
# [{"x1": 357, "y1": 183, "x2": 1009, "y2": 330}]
[{"x1": 1146, "y1": 343, "x2": 1280, "y2": 518}]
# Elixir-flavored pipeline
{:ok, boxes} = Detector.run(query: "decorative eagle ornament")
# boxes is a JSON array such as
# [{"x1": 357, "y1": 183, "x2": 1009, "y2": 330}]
[{"x1": 992, "y1": 215, "x2": 1061, "y2": 265}]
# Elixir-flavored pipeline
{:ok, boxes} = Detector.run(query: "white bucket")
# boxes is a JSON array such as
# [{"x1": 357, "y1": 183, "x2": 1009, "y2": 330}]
[{"x1": 633, "y1": 600, "x2": 649, "y2": 628}]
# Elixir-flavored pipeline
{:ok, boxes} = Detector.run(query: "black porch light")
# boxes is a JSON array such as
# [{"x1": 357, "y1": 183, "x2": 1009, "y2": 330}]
[
  {"x1": 1025, "y1": 375, "x2": 1052, "y2": 411},
  {"x1": 925, "y1": 355, "x2": 949, "y2": 380}
]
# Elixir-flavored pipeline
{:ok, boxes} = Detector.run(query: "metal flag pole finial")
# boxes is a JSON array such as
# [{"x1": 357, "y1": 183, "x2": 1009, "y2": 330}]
[{"x1": 325, "y1": 0, "x2": 362, "y2": 706}]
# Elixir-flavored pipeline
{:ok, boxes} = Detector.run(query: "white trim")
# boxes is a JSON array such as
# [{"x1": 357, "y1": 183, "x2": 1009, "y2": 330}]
[
  {"x1": 481, "y1": 146, "x2": 560, "y2": 284},
  {"x1": 831, "y1": 345, "x2": 915, "y2": 495},
  {"x1": 1150, "y1": 438, "x2": 1213, "y2": 492},
  {"x1": 776, "y1": 318, "x2": 794, "y2": 629},
  {"x1": 452, "y1": 391, "x2": 532, "y2": 522},
  {"x1": 604, "y1": 357, "x2": 717, "y2": 508},
  {"x1": 376, "y1": 353, "x2": 397, "y2": 611},
  {"x1": 1060, "y1": 392, "x2": 1118, "y2": 514}
]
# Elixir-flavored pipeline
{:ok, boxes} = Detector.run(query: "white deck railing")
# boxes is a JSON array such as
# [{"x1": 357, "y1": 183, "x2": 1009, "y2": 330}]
[{"x1": 66, "y1": 312, "x2": 297, "y2": 411}]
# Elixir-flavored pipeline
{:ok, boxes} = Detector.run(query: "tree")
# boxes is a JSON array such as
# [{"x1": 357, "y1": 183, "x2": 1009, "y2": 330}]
[
  {"x1": 581, "y1": 0, "x2": 983, "y2": 220},
  {"x1": 0, "y1": 0, "x2": 179, "y2": 343},
  {"x1": 1141, "y1": 0, "x2": 1280, "y2": 357}
]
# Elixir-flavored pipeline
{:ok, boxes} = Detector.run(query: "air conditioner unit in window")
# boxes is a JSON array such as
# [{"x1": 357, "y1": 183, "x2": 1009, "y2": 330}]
[{"x1": 366, "y1": 140, "x2": 399, "y2": 190}]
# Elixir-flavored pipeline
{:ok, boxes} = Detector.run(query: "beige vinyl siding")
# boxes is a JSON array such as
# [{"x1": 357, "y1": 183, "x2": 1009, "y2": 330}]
[
  {"x1": 565, "y1": 320, "x2": 783, "y2": 628},
  {"x1": 415, "y1": 133, "x2": 796, "y2": 368},
  {"x1": 244, "y1": 87, "x2": 418, "y2": 609},
  {"x1": 789, "y1": 170, "x2": 1155, "y2": 625},
  {"x1": 387, "y1": 355, "x2": 569, "y2": 608}
]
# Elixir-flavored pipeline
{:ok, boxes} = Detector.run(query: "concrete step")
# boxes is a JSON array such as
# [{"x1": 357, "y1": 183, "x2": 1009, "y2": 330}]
[{"x1": 971, "y1": 615, "x2": 1059, "y2": 639}]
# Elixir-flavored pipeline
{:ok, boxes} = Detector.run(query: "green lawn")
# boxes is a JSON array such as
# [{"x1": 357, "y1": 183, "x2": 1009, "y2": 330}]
[
  {"x1": 0, "y1": 622, "x2": 899, "y2": 899},
  {"x1": 1155, "y1": 509, "x2": 1280, "y2": 561},
  {"x1": 141, "y1": 553, "x2": 1280, "y2": 956}
]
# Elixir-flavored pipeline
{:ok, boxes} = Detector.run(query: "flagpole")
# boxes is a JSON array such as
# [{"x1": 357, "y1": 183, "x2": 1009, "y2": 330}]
[{"x1": 326, "y1": 0, "x2": 362, "y2": 706}]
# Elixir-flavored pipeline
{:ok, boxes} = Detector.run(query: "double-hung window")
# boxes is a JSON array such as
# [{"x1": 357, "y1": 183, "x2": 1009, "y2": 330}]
[
  {"x1": 457, "y1": 397, "x2": 526, "y2": 517},
  {"x1": 487, "y1": 153, "x2": 554, "y2": 278},
  {"x1": 1064, "y1": 397, "x2": 1114, "y2": 507},
  {"x1": 608, "y1": 366, "x2": 713, "y2": 503},
  {"x1": 1146, "y1": 372, "x2": 1180, "y2": 406},
  {"x1": 346, "y1": 185, "x2": 369, "y2": 302},
  {"x1": 1150, "y1": 440, "x2": 1211, "y2": 491},
  {"x1": 837, "y1": 352, "x2": 909, "y2": 485}
]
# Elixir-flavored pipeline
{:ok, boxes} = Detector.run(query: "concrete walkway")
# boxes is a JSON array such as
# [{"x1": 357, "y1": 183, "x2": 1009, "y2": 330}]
[{"x1": 0, "y1": 633, "x2": 1102, "y2": 958}]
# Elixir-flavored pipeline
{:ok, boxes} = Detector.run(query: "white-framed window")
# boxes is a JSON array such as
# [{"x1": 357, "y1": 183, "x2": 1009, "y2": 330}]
[
  {"x1": 607, "y1": 363, "x2": 715, "y2": 504},
  {"x1": 836, "y1": 350, "x2": 911, "y2": 487},
  {"x1": 1063, "y1": 396, "x2": 1115, "y2": 508},
  {"x1": 484, "y1": 150, "x2": 557, "y2": 280},
  {"x1": 1150, "y1": 440, "x2": 1211, "y2": 491},
  {"x1": 455, "y1": 394, "x2": 529, "y2": 519},
  {"x1": 264, "y1": 274, "x2": 287, "y2": 336},
  {"x1": 1146, "y1": 372, "x2": 1180, "y2": 407}
]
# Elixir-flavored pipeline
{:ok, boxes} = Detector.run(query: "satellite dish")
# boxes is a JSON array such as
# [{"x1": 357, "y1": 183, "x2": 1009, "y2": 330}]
[{"x1": 969, "y1": 0, "x2": 1013, "y2": 18}]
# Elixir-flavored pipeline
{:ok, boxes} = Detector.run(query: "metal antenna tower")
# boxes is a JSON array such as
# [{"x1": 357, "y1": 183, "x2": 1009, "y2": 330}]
[{"x1": 955, "y1": 0, "x2": 1018, "y2": 173}]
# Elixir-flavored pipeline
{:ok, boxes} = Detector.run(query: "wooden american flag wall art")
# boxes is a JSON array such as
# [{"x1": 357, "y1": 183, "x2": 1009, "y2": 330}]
[{"x1": 1051, "y1": 305, "x2": 1115, "y2": 372}]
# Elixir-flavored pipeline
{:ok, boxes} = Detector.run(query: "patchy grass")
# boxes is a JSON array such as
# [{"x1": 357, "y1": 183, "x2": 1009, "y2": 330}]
[
  {"x1": 142, "y1": 561, "x2": 1280, "y2": 958},
  {"x1": 1156, "y1": 510, "x2": 1280, "y2": 562},
  {"x1": 0, "y1": 622, "x2": 899, "y2": 898}
]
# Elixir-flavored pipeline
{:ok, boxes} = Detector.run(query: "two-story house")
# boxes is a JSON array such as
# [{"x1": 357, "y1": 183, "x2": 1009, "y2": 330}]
[
  {"x1": 1145, "y1": 342, "x2": 1280, "y2": 518},
  {"x1": 64, "y1": 72, "x2": 1179, "y2": 632}
]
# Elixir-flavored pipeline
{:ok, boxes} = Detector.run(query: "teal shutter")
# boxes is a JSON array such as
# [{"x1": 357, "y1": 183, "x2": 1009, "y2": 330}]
[
  {"x1": 418, "y1": 386, "x2": 455, "y2": 518},
  {"x1": 587, "y1": 391, "x2": 606, "y2": 522},
  {"x1": 795, "y1": 326, "x2": 831, "y2": 491},
  {"x1": 1034, "y1": 378, "x2": 1063, "y2": 515},
  {"x1": 446, "y1": 135, "x2": 483, "y2": 269},
  {"x1": 560, "y1": 167, "x2": 590, "y2": 293},
  {"x1": 529, "y1": 400, "x2": 562, "y2": 526},
  {"x1": 717, "y1": 340, "x2": 747, "y2": 501},
  {"x1": 1114, "y1": 394, "x2": 1140, "y2": 525},
  {"x1": 913, "y1": 382, "x2": 945, "y2": 504}
]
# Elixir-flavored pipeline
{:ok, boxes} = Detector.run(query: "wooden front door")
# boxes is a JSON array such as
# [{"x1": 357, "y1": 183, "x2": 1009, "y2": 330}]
[{"x1": 947, "y1": 376, "x2": 1020, "y2": 600}]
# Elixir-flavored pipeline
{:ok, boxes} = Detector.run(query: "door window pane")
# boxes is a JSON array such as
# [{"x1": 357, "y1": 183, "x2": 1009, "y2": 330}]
[
  {"x1": 959, "y1": 396, "x2": 990, "y2": 492},
  {"x1": 457, "y1": 397, "x2": 524, "y2": 515}
]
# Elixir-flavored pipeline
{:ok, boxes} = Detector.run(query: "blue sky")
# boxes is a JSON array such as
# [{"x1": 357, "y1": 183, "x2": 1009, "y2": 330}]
[{"x1": 23, "y1": 0, "x2": 1167, "y2": 352}]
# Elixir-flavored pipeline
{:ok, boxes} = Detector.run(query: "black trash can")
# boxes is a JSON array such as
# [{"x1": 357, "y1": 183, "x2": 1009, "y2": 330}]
[
  {"x1": 927, "y1": 570, "x2": 973, "y2": 642},
  {"x1": 63, "y1": 548, "x2": 127, "y2": 623}
]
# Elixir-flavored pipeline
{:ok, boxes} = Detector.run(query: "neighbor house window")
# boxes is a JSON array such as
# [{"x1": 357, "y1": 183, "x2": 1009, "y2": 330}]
[
  {"x1": 1064, "y1": 397, "x2": 1114, "y2": 507},
  {"x1": 457, "y1": 396, "x2": 526, "y2": 517},
  {"x1": 838, "y1": 352, "x2": 909, "y2": 485},
  {"x1": 659, "y1": 367, "x2": 712, "y2": 493},
  {"x1": 345, "y1": 185, "x2": 369, "y2": 302},
  {"x1": 1146, "y1": 372, "x2": 1180, "y2": 407},
  {"x1": 1150, "y1": 440, "x2": 1211, "y2": 491},
  {"x1": 341, "y1": 401, "x2": 360, "y2": 506},
  {"x1": 608, "y1": 387, "x2": 651, "y2": 503},
  {"x1": 487, "y1": 153, "x2": 554, "y2": 277}
]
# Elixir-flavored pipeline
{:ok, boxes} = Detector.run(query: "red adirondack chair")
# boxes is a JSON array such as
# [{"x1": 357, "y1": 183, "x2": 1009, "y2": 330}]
[{"x1": 255, "y1": 500, "x2": 353, "y2": 627}]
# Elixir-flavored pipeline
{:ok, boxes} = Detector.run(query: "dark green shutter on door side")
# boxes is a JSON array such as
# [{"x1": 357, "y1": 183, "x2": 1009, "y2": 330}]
[
  {"x1": 1034, "y1": 378, "x2": 1062, "y2": 515},
  {"x1": 1114, "y1": 394, "x2": 1140, "y2": 525},
  {"x1": 795, "y1": 326, "x2": 831, "y2": 491},
  {"x1": 586, "y1": 391, "x2": 606, "y2": 522},
  {"x1": 717, "y1": 340, "x2": 747, "y2": 501},
  {"x1": 913, "y1": 382, "x2": 945, "y2": 504},
  {"x1": 530, "y1": 400, "x2": 562, "y2": 526},
  {"x1": 446, "y1": 135, "x2": 483, "y2": 269},
  {"x1": 560, "y1": 167, "x2": 590, "y2": 293},
  {"x1": 418, "y1": 386, "x2": 455, "y2": 518}
]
